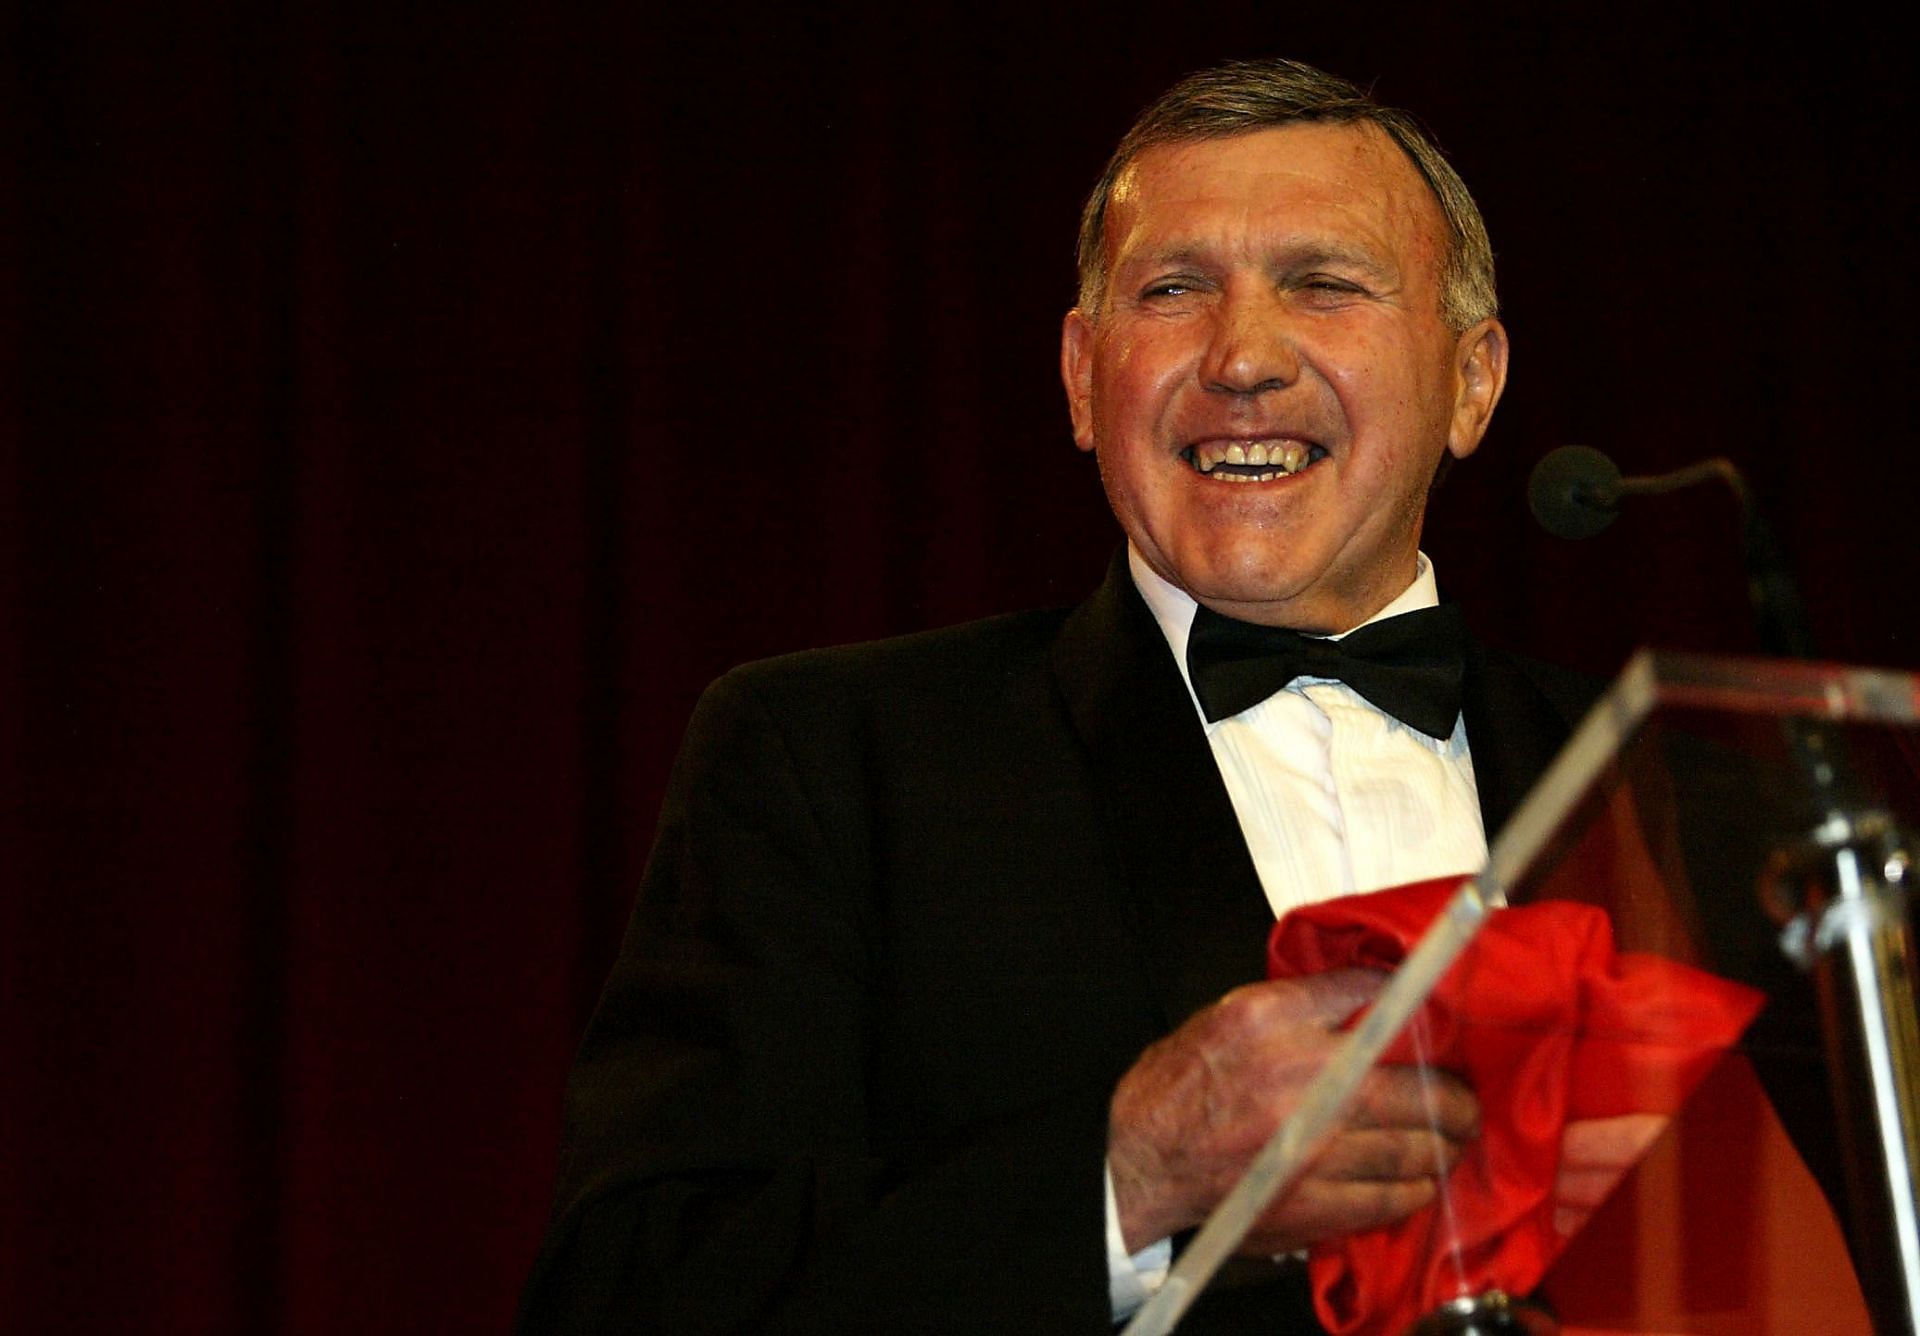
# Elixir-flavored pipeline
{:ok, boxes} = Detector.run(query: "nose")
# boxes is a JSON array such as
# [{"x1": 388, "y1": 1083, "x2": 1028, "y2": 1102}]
[{"x1": 1201, "y1": 288, "x2": 1301, "y2": 395}]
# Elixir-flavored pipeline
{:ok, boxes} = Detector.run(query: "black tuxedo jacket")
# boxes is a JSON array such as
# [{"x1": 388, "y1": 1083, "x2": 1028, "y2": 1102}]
[{"x1": 516, "y1": 553, "x2": 1597, "y2": 1335}]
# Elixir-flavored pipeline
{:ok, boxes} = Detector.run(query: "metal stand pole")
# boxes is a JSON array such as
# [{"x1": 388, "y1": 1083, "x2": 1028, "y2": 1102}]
[{"x1": 1778, "y1": 811, "x2": 1920, "y2": 1334}]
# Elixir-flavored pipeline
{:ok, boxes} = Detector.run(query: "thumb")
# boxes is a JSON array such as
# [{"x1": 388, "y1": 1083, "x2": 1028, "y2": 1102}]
[{"x1": 1278, "y1": 966, "x2": 1388, "y2": 1027}]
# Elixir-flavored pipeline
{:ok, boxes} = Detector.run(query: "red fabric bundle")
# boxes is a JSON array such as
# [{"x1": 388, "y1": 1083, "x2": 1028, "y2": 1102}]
[{"x1": 1265, "y1": 876, "x2": 1764, "y2": 1336}]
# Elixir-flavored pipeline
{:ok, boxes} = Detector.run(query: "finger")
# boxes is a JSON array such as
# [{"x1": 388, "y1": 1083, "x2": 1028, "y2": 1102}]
[
  {"x1": 1285, "y1": 967, "x2": 1390, "y2": 1026},
  {"x1": 1311, "y1": 1127, "x2": 1462, "y2": 1183},
  {"x1": 1553, "y1": 1113, "x2": 1667, "y2": 1238},
  {"x1": 1553, "y1": 1164, "x2": 1621, "y2": 1210},
  {"x1": 1552, "y1": 1164, "x2": 1622, "y2": 1236},
  {"x1": 1553, "y1": 1203, "x2": 1592, "y2": 1238},
  {"x1": 1561, "y1": 1113, "x2": 1666, "y2": 1171},
  {"x1": 1215, "y1": 970, "x2": 1386, "y2": 1041},
  {"x1": 1246, "y1": 1175, "x2": 1439, "y2": 1253},
  {"x1": 1348, "y1": 1068, "x2": 1480, "y2": 1142}
]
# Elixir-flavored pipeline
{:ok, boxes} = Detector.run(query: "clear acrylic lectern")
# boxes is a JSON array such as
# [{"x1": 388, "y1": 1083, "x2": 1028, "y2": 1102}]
[{"x1": 1124, "y1": 650, "x2": 1920, "y2": 1336}]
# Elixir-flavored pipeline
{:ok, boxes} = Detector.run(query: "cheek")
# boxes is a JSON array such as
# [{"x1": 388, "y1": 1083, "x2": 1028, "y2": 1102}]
[
  {"x1": 1096, "y1": 330, "x2": 1189, "y2": 422},
  {"x1": 1321, "y1": 334, "x2": 1444, "y2": 431}
]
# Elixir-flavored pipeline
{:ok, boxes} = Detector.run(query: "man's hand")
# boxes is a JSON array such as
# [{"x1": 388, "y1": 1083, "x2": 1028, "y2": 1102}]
[
  {"x1": 1553, "y1": 1114, "x2": 1666, "y2": 1238},
  {"x1": 1108, "y1": 969, "x2": 1479, "y2": 1256}
]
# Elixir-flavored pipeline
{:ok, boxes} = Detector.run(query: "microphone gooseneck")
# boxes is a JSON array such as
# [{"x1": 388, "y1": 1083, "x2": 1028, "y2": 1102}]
[{"x1": 1526, "y1": 445, "x2": 1815, "y2": 660}]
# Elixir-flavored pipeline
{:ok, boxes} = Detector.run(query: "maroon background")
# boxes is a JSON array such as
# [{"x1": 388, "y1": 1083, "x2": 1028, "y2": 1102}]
[{"x1": 5, "y1": 5, "x2": 1914, "y2": 1332}]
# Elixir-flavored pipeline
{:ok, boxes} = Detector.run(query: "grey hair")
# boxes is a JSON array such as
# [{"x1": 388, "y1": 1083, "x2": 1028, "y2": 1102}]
[{"x1": 1074, "y1": 59, "x2": 1497, "y2": 332}]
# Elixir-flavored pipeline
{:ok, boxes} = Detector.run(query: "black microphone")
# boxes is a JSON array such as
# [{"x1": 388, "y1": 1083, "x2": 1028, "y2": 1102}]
[
  {"x1": 1526, "y1": 445, "x2": 1815, "y2": 660},
  {"x1": 1527, "y1": 445, "x2": 1622, "y2": 539}
]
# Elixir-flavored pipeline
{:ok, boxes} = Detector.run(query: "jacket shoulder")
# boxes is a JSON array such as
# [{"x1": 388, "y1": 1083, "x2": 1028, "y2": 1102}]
[{"x1": 709, "y1": 606, "x2": 1076, "y2": 706}]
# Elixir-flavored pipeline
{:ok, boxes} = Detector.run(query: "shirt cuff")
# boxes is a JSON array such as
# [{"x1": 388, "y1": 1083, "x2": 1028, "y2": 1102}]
[{"x1": 1105, "y1": 1161, "x2": 1172, "y2": 1321}]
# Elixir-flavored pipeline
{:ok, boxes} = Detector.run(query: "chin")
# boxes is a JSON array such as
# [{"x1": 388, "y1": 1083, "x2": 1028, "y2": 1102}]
[
  {"x1": 1175, "y1": 544, "x2": 1318, "y2": 604},
  {"x1": 1179, "y1": 549, "x2": 1374, "y2": 629},
  {"x1": 1187, "y1": 572, "x2": 1327, "y2": 623}
]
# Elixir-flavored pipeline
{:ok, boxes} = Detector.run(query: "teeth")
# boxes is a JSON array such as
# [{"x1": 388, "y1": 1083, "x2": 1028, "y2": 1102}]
[{"x1": 1189, "y1": 439, "x2": 1319, "y2": 480}]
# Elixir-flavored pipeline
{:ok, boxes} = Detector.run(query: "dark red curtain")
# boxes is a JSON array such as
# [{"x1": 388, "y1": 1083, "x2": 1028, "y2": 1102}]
[{"x1": 5, "y1": 5, "x2": 1913, "y2": 1331}]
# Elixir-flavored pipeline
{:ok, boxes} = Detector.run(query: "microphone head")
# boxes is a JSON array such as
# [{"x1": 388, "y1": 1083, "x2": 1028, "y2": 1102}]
[{"x1": 1529, "y1": 445, "x2": 1623, "y2": 540}]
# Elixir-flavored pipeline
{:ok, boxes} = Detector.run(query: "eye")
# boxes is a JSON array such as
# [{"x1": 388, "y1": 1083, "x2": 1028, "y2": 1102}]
[
  {"x1": 1299, "y1": 274, "x2": 1366, "y2": 295},
  {"x1": 1134, "y1": 270, "x2": 1215, "y2": 303}
]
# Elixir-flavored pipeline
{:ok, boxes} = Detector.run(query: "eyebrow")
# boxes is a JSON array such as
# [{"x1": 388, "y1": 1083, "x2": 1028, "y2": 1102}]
[{"x1": 1122, "y1": 238, "x2": 1395, "y2": 282}]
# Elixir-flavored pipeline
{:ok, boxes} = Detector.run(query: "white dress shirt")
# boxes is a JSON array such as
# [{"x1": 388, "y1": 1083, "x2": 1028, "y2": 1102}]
[{"x1": 1106, "y1": 547, "x2": 1490, "y2": 1318}]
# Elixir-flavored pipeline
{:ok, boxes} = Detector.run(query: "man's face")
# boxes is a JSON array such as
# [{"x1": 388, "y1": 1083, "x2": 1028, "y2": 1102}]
[{"x1": 1060, "y1": 122, "x2": 1507, "y2": 631}]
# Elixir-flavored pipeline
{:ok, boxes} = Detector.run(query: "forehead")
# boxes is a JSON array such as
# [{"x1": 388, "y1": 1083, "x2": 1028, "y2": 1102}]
[{"x1": 1104, "y1": 122, "x2": 1445, "y2": 280}]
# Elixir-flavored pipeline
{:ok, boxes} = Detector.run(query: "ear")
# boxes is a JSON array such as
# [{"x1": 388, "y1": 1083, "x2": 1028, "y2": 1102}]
[
  {"x1": 1445, "y1": 317, "x2": 1509, "y2": 461},
  {"x1": 1060, "y1": 308, "x2": 1097, "y2": 453}
]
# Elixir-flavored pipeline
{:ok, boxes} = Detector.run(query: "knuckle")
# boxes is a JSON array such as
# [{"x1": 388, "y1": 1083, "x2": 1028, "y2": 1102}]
[{"x1": 1208, "y1": 981, "x2": 1292, "y2": 1043}]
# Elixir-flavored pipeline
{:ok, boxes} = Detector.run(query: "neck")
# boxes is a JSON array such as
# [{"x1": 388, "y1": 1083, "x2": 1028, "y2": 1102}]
[{"x1": 1191, "y1": 561, "x2": 1431, "y2": 636}]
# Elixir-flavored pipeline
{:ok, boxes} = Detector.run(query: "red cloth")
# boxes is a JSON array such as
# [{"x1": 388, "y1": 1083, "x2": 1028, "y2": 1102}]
[{"x1": 1265, "y1": 876, "x2": 1764, "y2": 1336}]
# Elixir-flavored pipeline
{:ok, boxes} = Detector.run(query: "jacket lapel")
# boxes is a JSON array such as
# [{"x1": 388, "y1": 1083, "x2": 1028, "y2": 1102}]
[
  {"x1": 1460, "y1": 640, "x2": 1588, "y2": 842},
  {"x1": 1050, "y1": 551, "x2": 1274, "y2": 1029}
]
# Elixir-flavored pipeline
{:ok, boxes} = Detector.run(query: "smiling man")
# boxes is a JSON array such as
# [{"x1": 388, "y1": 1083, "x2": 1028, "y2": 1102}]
[
  {"x1": 1058, "y1": 64, "x2": 1521, "y2": 1301},
  {"x1": 1062, "y1": 92, "x2": 1506, "y2": 633},
  {"x1": 519, "y1": 59, "x2": 1593, "y2": 1336}
]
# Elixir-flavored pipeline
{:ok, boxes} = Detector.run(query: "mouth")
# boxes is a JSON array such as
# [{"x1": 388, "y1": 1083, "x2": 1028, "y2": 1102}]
[{"x1": 1180, "y1": 438, "x2": 1328, "y2": 483}]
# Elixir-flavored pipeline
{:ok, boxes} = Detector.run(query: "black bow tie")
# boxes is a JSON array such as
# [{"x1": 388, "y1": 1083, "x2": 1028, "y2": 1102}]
[{"x1": 1185, "y1": 602, "x2": 1468, "y2": 740}]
